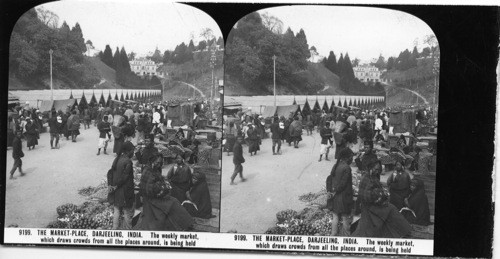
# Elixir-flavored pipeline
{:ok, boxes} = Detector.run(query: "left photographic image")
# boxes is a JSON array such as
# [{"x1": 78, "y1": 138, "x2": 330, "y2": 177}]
[{"x1": 6, "y1": 1, "x2": 223, "y2": 233}]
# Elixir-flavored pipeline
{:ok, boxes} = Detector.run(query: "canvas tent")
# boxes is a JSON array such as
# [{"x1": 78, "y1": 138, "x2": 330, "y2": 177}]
[
  {"x1": 276, "y1": 105, "x2": 299, "y2": 118},
  {"x1": 38, "y1": 99, "x2": 77, "y2": 113},
  {"x1": 261, "y1": 106, "x2": 277, "y2": 118},
  {"x1": 38, "y1": 100, "x2": 54, "y2": 112},
  {"x1": 8, "y1": 92, "x2": 19, "y2": 105},
  {"x1": 389, "y1": 110, "x2": 416, "y2": 134}
]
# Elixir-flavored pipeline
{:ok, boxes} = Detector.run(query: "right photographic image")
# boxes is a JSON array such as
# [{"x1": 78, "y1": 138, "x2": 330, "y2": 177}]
[{"x1": 221, "y1": 5, "x2": 438, "y2": 240}]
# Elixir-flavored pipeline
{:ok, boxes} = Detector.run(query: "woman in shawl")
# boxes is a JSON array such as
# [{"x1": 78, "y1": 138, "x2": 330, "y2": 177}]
[
  {"x1": 246, "y1": 123, "x2": 260, "y2": 156},
  {"x1": 326, "y1": 148, "x2": 354, "y2": 236},
  {"x1": 401, "y1": 178, "x2": 431, "y2": 226},
  {"x1": 223, "y1": 121, "x2": 237, "y2": 155},
  {"x1": 183, "y1": 172, "x2": 215, "y2": 219},
  {"x1": 25, "y1": 118, "x2": 38, "y2": 150},
  {"x1": 387, "y1": 161, "x2": 412, "y2": 210},
  {"x1": 166, "y1": 154, "x2": 192, "y2": 202},
  {"x1": 134, "y1": 153, "x2": 194, "y2": 231},
  {"x1": 352, "y1": 160, "x2": 412, "y2": 238},
  {"x1": 112, "y1": 116, "x2": 126, "y2": 154}
]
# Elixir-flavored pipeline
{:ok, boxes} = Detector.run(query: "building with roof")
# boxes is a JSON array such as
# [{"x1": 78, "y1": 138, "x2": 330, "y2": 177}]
[
  {"x1": 129, "y1": 58, "x2": 158, "y2": 77},
  {"x1": 353, "y1": 64, "x2": 381, "y2": 84}
]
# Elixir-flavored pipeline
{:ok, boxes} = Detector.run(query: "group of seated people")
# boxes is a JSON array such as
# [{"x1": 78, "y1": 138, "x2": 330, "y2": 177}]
[
  {"x1": 328, "y1": 146, "x2": 431, "y2": 238},
  {"x1": 114, "y1": 133, "x2": 215, "y2": 231}
]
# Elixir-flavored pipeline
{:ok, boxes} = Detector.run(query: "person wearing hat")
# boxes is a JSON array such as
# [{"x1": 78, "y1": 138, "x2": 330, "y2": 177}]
[
  {"x1": 107, "y1": 141, "x2": 135, "y2": 229},
  {"x1": 326, "y1": 147, "x2": 354, "y2": 236},
  {"x1": 9, "y1": 130, "x2": 25, "y2": 180}
]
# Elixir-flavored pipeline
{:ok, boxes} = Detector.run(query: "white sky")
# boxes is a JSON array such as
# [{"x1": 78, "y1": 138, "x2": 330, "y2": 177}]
[
  {"x1": 259, "y1": 6, "x2": 436, "y2": 62},
  {"x1": 40, "y1": 0, "x2": 222, "y2": 56}
]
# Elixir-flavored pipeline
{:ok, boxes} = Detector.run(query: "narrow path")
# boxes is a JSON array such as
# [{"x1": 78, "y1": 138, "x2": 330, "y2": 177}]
[{"x1": 174, "y1": 81, "x2": 206, "y2": 98}]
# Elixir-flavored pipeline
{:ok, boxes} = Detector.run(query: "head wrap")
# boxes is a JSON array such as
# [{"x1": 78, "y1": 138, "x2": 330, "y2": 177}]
[
  {"x1": 121, "y1": 141, "x2": 135, "y2": 154},
  {"x1": 338, "y1": 148, "x2": 354, "y2": 160}
]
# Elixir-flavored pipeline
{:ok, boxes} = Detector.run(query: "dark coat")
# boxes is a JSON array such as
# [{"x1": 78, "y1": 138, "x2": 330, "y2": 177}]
[
  {"x1": 233, "y1": 141, "x2": 245, "y2": 164},
  {"x1": 135, "y1": 166, "x2": 194, "y2": 231},
  {"x1": 387, "y1": 170, "x2": 412, "y2": 210},
  {"x1": 166, "y1": 164, "x2": 192, "y2": 202},
  {"x1": 352, "y1": 174, "x2": 412, "y2": 238},
  {"x1": 108, "y1": 155, "x2": 135, "y2": 208},
  {"x1": 186, "y1": 173, "x2": 212, "y2": 219},
  {"x1": 289, "y1": 120, "x2": 303, "y2": 137},
  {"x1": 327, "y1": 161, "x2": 354, "y2": 214},
  {"x1": 48, "y1": 117, "x2": 61, "y2": 134},
  {"x1": 402, "y1": 179, "x2": 431, "y2": 226},
  {"x1": 12, "y1": 136, "x2": 24, "y2": 159},
  {"x1": 67, "y1": 114, "x2": 80, "y2": 131}
]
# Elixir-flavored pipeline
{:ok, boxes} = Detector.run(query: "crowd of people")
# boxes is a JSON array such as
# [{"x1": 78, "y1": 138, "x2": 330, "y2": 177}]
[
  {"x1": 7, "y1": 98, "x2": 220, "y2": 231},
  {"x1": 223, "y1": 105, "x2": 435, "y2": 237}
]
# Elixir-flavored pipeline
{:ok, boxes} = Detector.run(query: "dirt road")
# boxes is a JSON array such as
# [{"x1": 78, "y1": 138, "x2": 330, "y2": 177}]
[
  {"x1": 220, "y1": 131, "x2": 392, "y2": 234},
  {"x1": 5, "y1": 125, "x2": 117, "y2": 227}
]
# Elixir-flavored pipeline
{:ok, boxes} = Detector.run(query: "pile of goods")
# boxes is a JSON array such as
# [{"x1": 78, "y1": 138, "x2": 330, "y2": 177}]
[
  {"x1": 77, "y1": 180, "x2": 109, "y2": 202},
  {"x1": 265, "y1": 207, "x2": 334, "y2": 236},
  {"x1": 47, "y1": 201, "x2": 113, "y2": 229}
]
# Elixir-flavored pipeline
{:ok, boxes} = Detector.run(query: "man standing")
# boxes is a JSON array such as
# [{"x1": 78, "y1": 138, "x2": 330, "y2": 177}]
[
  {"x1": 48, "y1": 111, "x2": 61, "y2": 149},
  {"x1": 9, "y1": 130, "x2": 25, "y2": 179},
  {"x1": 270, "y1": 116, "x2": 282, "y2": 155},
  {"x1": 289, "y1": 116, "x2": 303, "y2": 148},
  {"x1": 319, "y1": 121, "x2": 333, "y2": 162},
  {"x1": 230, "y1": 136, "x2": 246, "y2": 185},
  {"x1": 108, "y1": 141, "x2": 135, "y2": 229},
  {"x1": 97, "y1": 115, "x2": 111, "y2": 155},
  {"x1": 67, "y1": 110, "x2": 80, "y2": 142}
]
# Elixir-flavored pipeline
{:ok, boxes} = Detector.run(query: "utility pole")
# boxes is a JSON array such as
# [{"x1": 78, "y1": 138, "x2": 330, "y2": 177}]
[
  {"x1": 273, "y1": 55, "x2": 277, "y2": 107},
  {"x1": 49, "y1": 49, "x2": 54, "y2": 101}
]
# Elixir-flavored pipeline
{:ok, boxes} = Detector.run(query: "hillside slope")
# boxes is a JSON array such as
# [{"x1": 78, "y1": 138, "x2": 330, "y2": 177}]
[
  {"x1": 225, "y1": 62, "x2": 345, "y2": 96},
  {"x1": 85, "y1": 56, "x2": 119, "y2": 89},
  {"x1": 308, "y1": 62, "x2": 345, "y2": 95}
]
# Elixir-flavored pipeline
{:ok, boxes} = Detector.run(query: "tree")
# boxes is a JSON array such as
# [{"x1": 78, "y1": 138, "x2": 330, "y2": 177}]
[
  {"x1": 188, "y1": 40, "x2": 195, "y2": 52},
  {"x1": 386, "y1": 57, "x2": 395, "y2": 70},
  {"x1": 197, "y1": 40, "x2": 207, "y2": 51},
  {"x1": 151, "y1": 47, "x2": 162, "y2": 63},
  {"x1": 374, "y1": 54, "x2": 386, "y2": 70},
  {"x1": 343, "y1": 53, "x2": 355, "y2": 80},
  {"x1": 337, "y1": 53, "x2": 344, "y2": 77},
  {"x1": 217, "y1": 36, "x2": 224, "y2": 46},
  {"x1": 120, "y1": 47, "x2": 131, "y2": 73},
  {"x1": 225, "y1": 37, "x2": 262, "y2": 84},
  {"x1": 352, "y1": 57, "x2": 360, "y2": 67},
  {"x1": 200, "y1": 27, "x2": 214, "y2": 43},
  {"x1": 261, "y1": 12, "x2": 284, "y2": 34},
  {"x1": 36, "y1": 7, "x2": 59, "y2": 28},
  {"x1": 112, "y1": 47, "x2": 121, "y2": 70},
  {"x1": 128, "y1": 51, "x2": 136, "y2": 61},
  {"x1": 162, "y1": 50, "x2": 172, "y2": 63},
  {"x1": 421, "y1": 47, "x2": 431, "y2": 57},
  {"x1": 85, "y1": 40, "x2": 93, "y2": 46},
  {"x1": 325, "y1": 51, "x2": 338, "y2": 74},
  {"x1": 101, "y1": 45, "x2": 114, "y2": 67}
]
